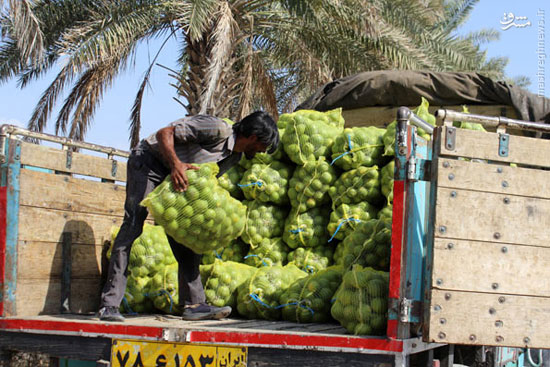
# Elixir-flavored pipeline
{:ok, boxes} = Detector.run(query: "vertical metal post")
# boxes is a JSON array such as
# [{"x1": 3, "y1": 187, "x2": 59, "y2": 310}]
[{"x1": 61, "y1": 232, "x2": 72, "y2": 314}]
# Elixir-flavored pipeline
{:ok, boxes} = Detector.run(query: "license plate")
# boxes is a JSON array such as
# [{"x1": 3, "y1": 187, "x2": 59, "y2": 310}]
[{"x1": 111, "y1": 339, "x2": 247, "y2": 367}]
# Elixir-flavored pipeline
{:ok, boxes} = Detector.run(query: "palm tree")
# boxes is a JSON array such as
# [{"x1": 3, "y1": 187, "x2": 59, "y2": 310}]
[{"x1": 0, "y1": 0, "x2": 510, "y2": 147}]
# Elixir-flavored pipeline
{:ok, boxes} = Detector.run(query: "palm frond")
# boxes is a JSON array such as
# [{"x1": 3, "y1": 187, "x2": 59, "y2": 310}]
[
  {"x1": 436, "y1": 0, "x2": 479, "y2": 33},
  {"x1": 130, "y1": 31, "x2": 177, "y2": 148},
  {"x1": 198, "y1": 1, "x2": 237, "y2": 114},
  {"x1": 463, "y1": 28, "x2": 500, "y2": 46},
  {"x1": 186, "y1": 0, "x2": 218, "y2": 42},
  {"x1": 27, "y1": 65, "x2": 75, "y2": 133},
  {"x1": 8, "y1": 0, "x2": 44, "y2": 66}
]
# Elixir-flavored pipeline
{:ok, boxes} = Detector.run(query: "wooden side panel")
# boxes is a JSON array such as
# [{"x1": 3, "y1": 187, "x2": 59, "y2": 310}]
[
  {"x1": 428, "y1": 127, "x2": 550, "y2": 349},
  {"x1": 438, "y1": 127, "x2": 550, "y2": 168},
  {"x1": 427, "y1": 290, "x2": 550, "y2": 349},
  {"x1": 19, "y1": 141, "x2": 127, "y2": 181},
  {"x1": 19, "y1": 169, "x2": 125, "y2": 215},
  {"x1": 18, "y1": 242, "x2": 103, "y2": 279},
  {"x1": 434, "y1": 187, "x2": 550, "y2": 247},
  {"x1": 343, "y1": 105, "x2": 517, "y2": 128},
  {"x1": 18, "y1": 206, "x2": 122, "y2": 245},
  {"x1": 15, "y1": 279, "x2": 101, "y2": 316},
  {"x1": 437, "y1": 158, "x2": 550, "y2": 199},
  {"x1": 432, "y1": 238, "x2": 550, "y2": 297}
]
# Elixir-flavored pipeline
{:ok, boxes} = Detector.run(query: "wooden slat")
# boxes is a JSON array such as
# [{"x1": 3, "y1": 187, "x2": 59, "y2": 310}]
[
  {"x1": 343, "y1": 105, "x2": 517, "y2": 128},
  {"x1": 19, "y1": 169, "x2": 125, "y2": 215},
  {"x1": 435, "y1": 187, "x2": 550, "y2": 247},
  {"x1": 437, "y1": 158, "x2": 550, "y2": 199},
  {"x1": 427, "y1": 290, "x2": 550, "y2": 349},
  {"x1": 18, "y1": 206, "x2": 121, "y2": 245},
  {"x1": 15, "y1": 278, "x2": 101, "y2": 316},
  {"x1": 19, "y1": 141, "x2": 127, "y2": 181},
  {"x1": 432, "y1": 238, "x2": 550, "y2": 297},
  {"x1": 437, "y1": 127, "x2": 550, "y2": 167},
  {"x1": 17, "y1": 241, "x2": 104, "y2": 280}
]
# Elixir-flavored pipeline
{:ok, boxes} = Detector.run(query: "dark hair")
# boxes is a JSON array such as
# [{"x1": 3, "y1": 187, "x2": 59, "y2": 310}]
[{"x1": 233, "y1": 111, "x2": 279, "y2": 154}]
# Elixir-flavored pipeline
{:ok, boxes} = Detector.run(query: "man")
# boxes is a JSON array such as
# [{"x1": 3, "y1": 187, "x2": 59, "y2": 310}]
[{"x1": 98, "y1": 111, "x2": 279, "y2": 322}]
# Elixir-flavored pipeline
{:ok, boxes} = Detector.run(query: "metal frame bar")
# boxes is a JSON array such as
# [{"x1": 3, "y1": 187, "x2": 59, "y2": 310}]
[
  {"x1": 0, "y1": 125, "x2": 129, "y2": 164},
  {"x1": 436, "y1": 109, "x2": 550, "y2": 133},
  {"x1": 0, "y1": 139, "x2": 20, "y2": 317}
]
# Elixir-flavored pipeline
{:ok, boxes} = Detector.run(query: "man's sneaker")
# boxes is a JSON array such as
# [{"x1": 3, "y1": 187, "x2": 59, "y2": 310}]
[
  {"x1": 182, "y1": 303, "x2": 231, "y2": 321},
  {"x1": 97, "y1": 306, "x2": 125, "y2": 322}
]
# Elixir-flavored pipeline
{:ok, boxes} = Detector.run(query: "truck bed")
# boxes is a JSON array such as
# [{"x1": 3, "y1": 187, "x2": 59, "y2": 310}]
[{"x1": 0, "y1": 314, "x2": 435, "y2": 366}]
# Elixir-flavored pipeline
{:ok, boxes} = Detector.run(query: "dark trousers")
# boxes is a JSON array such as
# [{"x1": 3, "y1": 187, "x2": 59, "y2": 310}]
[{"x1": 100, "y1": 149, "x2": 205, "y2": 309}]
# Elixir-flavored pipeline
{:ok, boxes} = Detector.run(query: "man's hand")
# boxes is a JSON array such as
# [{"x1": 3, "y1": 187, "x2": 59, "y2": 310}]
[{"x1": 171, "y1": 161, "x2": 199, "y2": 192}]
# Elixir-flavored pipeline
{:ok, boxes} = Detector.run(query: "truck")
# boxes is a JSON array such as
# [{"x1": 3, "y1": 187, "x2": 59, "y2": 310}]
[{"x1": 0, "y1": 105, "x2": 549, "y2": 367}]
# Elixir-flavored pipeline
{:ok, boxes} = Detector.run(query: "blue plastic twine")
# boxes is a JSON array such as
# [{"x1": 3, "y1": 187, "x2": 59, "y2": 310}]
[
  {"x1": 121, "y1": 296, "x2": 138, "y2": 316},
  {"x1": 304, "y1": 265, "x2": 315, "y2": 274},
  {"x1": 289, "y1": 228, "x2": 305, "y2": 234},
  {"x1": 330, "y1": 134, "x2": 353, "y2": 165},
  {"x1": 215, "y1": 248, "x2": 224, "y2": 260},
  {"x1": 238, "y1": 181, "x2": 263, "y2": 188},
  {"x1": 145, "y1": 289, "x2": 175, "y2": 313},
  {"x1": 328, "y1": 217, "x2": 362, "y2": 242},
  {"x1": 244, "y1": 254, "x2": 269, "y2": 267},
  {"x1": 249, "y1": 294, "x2": 315, "y2": 315}
]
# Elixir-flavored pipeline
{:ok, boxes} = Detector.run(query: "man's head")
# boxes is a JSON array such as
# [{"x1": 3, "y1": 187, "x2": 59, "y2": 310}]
[{"x1": 233, "y1": 111, "x2": 279, "y2": 159}]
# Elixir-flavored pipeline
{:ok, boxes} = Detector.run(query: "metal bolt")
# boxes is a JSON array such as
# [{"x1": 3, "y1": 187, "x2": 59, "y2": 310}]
[
  {"x1": 447, "y1": 243, "x2": 454, "y2": 249},
  {"x1": 496, "y1": 336, "x2": 504, "y2": 343},
  {"x1": 501, "y1": 246, "x2": 508, "y2": 253},
  {"x1": 503, "y1": 197, "x2": 510, "y2": 204},
  {"x1": 63, "y1": 213, "x2": 68, "y2": 219},
  {"x1": 445, "y1": 293, "x2": 452, "y2": 300},
  {"x1": 497, "y1": 167, "x2": 503, "y2": 173},
  {"x1": 438, "y1": 332, "x2": 446, "y2": 339},
  {"x1": 492, "y1": 283, "x2": 499, "y2": 290},
  {"x1": 469, "y1": 335, "x2": 476, "y2": 342},
  {"x1": 436, "y1": 278, "x2": 443, "y2": 286},
  {"x1": 64, "y1": 177, "x2": 69, "y2": 182},
  {"x1": 494, "y1": 232, "x2": 501, "y2": 240},
  {"x1": 502, "y1": 180, "x2": 509, "y2": 188},
  {"x1": 412, "y1": 343, "x2": 417, "y2": 348},
  {"x1": 495, "y1": 320, "x2": 503, "y2": 327},
  {"x1": 524, "y1": 337, "x2": 531, "y2": 344},
  {"x1": 434, "y1": 305, "x2": 442, "y2": 311},
  {"x1": 443, "y1": 161, "x2": 450, "y2": 168},
  {"x1": 450, "y1": 191, "x2": 457, "y2": 198},
  {"x1": 439, "y1": 226, "x2": 447, "y2": 234},
  {"x1": 498, "y1": 296, "x2": 506, "y2": 303},
  {"x1": 439, "y1": 318, "x2": 446, "y2": 325},
  {"x1": 448, "y1": 173, "x2": 455, "y2": 180},
  {"x1": 489, "y1": 308, "x2": 496, "y2": 315}
]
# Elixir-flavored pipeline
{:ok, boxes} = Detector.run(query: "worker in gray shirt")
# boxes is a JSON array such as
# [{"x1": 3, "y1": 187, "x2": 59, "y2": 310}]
[{"x1": 98, "y1": 111, "x2": 279, "y2": 322}]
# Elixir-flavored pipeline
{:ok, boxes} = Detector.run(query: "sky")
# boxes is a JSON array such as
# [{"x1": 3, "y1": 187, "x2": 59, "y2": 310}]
[{"x1": 0, "y1": 0, "x2": 548, "y2": 152}]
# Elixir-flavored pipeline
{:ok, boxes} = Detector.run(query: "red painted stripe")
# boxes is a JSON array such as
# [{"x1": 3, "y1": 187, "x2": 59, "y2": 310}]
[
  {"x1": 389, "y1": 180, "x2": 405, "y2": 300},
  {"x1": 387, "y1": 179, "x2": 405, "y2": 339},
  {"x1": 0, "y1": 187, "x2": 7, "y2": 317},
  {"x1": 0, "y1": 319, "x2": 164, "y2": 339},
  {"x1": 0, "y1": 318, "x2": 404, "y2": 353},
  {"x1": 187, "y1": 330, "x2": 403, "y2": 352},
  {"x1": 386, "y1": 320, "x2": 398, "y2": 339}
]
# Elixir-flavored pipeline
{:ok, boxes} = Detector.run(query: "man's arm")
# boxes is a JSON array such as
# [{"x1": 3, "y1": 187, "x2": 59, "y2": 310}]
[{"x1": 156, "y1": 126, "x2": 198, "y2": 192}]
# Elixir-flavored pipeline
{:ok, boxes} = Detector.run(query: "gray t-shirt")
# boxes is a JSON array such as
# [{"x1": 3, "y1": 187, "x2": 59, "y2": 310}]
[{"x1": 141, "y1": 115, "x2": 242, "y2": 177}]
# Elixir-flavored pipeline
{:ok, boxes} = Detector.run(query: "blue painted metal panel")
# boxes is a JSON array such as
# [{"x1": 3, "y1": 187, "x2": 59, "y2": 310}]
[
  {"x1": 1, "y1": 139, "x2": 21, "y2": 315},
  {"x1": 59, "y1": 359, "x2": 97, "y2": 367},
  {"x1": 22, "y1": 165, "x2": 53, "y2": 173},
  {"x1": 404, "y1": 135, "x2": 431, "y2": 321}
]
